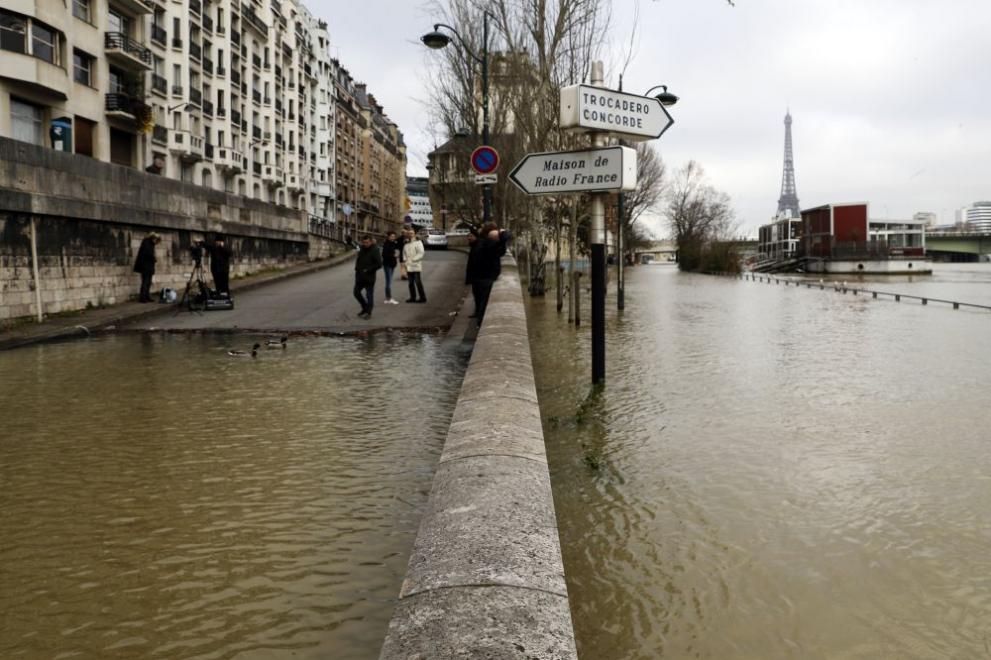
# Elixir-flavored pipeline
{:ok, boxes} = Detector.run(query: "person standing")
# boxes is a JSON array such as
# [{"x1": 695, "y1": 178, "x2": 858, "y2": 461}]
[
  {"x1": 402, "y1": 227, "x2": 426, "y2": 303},
  {"x1": 133, "y1": 232, "x2": 161, "y2": 303},
  {"x1": 473, "y1": 223, "x2": 512, "y2": 323},
  {"x1": 204, "y1": 235, "x2": 233, "y2": 295},
  {"x1": 353, "y1": 235, "x2": 382, "y2": 318},
  {"x1": 381, "y1": 230, "x2": 401, "y2": 304}
]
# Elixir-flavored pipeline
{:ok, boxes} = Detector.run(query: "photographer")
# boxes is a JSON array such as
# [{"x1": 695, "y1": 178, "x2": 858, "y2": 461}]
[{"x1": 202, "y1": 235, "x2": 233, "y2": 295}]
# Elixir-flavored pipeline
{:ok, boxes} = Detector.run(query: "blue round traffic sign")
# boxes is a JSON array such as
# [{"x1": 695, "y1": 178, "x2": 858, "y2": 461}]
[{"x1": 471, "y1": 146, "x2": 500, "y2": 175}]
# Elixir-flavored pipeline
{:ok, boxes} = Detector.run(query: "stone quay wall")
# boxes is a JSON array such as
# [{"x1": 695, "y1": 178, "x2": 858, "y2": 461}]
[
  {"x1": 0, "y1": 137, "x2": 340, "y2": 321},
  {"x1": 380, "y1": 261, "x2": 577, "y2": 659}
]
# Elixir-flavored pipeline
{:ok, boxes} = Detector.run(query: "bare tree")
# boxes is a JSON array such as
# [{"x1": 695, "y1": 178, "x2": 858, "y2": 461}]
[
  {"x1": 618, "y1": 142, "x2": 665, "y2": 261},
  {"x1": 665, "y1": 161, "x2": 737, "y2": 271}
]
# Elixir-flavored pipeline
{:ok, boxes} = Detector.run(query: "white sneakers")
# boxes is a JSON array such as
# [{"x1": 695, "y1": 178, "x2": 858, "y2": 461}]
[{"x1": 384, "y1": 298, "x2": 400, "y2": 305}]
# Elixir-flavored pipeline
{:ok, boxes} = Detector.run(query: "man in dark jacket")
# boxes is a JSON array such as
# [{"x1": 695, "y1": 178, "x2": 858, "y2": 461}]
[
  {"x1": 353, "y1": 235, "x2": 383, "y2": 319},
  {"x1": 473, "y1": 224, "x2": 512, "y2": 324},
  {"x1": 133, "y1": 232, "x2": 161, "y2": 303},
  {"x1": 380, "y1": 230, "x2": 401, "y2": 304},
  {"x1": 204, "y1": 235, "x2": 233, "y2": 295}
]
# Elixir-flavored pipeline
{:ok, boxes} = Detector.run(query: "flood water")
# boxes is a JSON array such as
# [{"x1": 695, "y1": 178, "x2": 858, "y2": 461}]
[
  {"x1": 530, "y1": 263, "x2": 991, "y2": 659},
  {"x1": 0, "y1": 333, "x2": 467, "y2": 659}
]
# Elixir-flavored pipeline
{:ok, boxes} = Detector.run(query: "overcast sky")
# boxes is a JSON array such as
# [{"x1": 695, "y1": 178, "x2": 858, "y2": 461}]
[{"x1": 310, "y1": 0, "x2": 991, "y2": 237}]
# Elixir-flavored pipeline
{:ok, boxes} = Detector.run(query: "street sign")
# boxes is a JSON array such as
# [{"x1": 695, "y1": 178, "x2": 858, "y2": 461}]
[
  {"x1": 559, "y1": 84, "x2": 673, "y2": 141},
  {"x1": 474, "y1": 173, "x2": 497, "y2": 185},
  {"x1": 509, "y1": 146, "x2": 637, "y2": 196},
  {"x1": 470, "y1": 146, "x2": 500, "y2": 174}
]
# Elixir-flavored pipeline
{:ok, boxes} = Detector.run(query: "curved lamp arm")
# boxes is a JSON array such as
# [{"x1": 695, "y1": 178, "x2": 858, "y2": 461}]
[{"x1": 429, "y1": 23, "x2": 483, "y2": 64}]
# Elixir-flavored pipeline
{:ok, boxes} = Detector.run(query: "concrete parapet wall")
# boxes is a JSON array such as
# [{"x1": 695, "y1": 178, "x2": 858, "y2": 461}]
[
  {"x1": 0, "y1": 138, "x2": 344, "y2": 320},
  {"x1": 380, "y1": 261, "x2": 577, "y2": 659}
]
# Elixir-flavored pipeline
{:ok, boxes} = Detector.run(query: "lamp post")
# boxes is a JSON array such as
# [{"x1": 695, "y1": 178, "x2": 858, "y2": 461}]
[
  {"x1": 616, "y1": 83, "x2": 678, "y2": 310},
  {"x1": 421, "y1": 11, "x2": 493, "y2": 226}
]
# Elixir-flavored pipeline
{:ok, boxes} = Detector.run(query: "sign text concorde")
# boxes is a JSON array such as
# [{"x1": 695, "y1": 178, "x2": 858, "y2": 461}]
[
  {"x1": 509, "y1": 146, "x2": 637, "y2": 196},
  {"x1": 560, "y1": 84, "x2": 674, "y2": 141}
]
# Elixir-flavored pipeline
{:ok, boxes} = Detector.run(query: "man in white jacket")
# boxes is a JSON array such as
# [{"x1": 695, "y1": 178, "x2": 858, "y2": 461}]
[{"x1": 402, "y1": 227, "x2": 427, "y2": 303}]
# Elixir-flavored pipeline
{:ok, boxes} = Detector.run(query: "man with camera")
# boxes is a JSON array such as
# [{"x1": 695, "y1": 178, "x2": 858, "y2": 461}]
[{"x1": 201, "y1": 235, "x2": 233, "y2": 295}]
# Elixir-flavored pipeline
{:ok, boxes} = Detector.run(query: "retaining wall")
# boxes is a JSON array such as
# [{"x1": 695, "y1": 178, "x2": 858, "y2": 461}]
[
  {"x1": 0, "y1": 137, "x2": 340, "y2": 320},
  {"x1": 379, "y1": 261, "x2": 577, "y2": 659}
]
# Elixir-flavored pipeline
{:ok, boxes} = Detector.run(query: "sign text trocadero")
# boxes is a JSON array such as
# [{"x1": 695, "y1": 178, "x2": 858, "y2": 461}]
[{"x1": 559, "y1": 84, "x2": 674, "y2": 141}]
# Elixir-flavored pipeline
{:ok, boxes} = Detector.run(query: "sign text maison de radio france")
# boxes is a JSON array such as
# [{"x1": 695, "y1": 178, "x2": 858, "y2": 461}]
[{"x1": 534, "y1": 152, "x2": 620, "y2": 188}]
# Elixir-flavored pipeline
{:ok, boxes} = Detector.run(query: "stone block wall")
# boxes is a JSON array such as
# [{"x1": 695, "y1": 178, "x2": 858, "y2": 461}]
[{"x1": 0, "y1": 137, "x2": 343, "y2": 321}]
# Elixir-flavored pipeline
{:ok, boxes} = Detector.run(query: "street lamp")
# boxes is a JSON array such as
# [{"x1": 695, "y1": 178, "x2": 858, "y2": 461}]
[
  {"x1": 421, "y1": 11, "x2": 493, "y2": 225},
  {"x1": 615, "y1": 82, "x2": 679, "y2": 311}
]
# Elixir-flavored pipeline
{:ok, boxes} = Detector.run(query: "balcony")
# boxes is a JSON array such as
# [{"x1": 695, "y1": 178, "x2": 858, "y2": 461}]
[
  {"x1": 216, "y1": 146, "x2": 243, "y2": 172},
  {"x1": 231, "y1": 69, "x2": 241, "y2": 85},
  {"x1": 314, "y1": 181, "x2": 332, "y2": 197},
  {"x1": 263, "y1": 96, "x2": 271, "y2": 106},
  {"x1": 231, "y1": 30, "x2": 241, "y2": 46},
  {"x1": 172, "y1": 37, "x2": 183, "y2": 49},
  {"x1": 252, "y1": 125, "x2": 262, "y2": 140},
  {"x1": 189, "y1": 87, "x2": 202, "y2": 106},
  {"x1": 105, "y1": 32, "x2": 152, "y2": 70},
  {"x1": 172, "y1": 85, "x2": 183, "y2": 97},
  {"x1": 263, "y1": 164, "x2": 283, "y2": 187},
  {"x1": 243, "y1": 6, "x2": 269, "y2": 36},
  {"x1": 253, "y1": 161, "x2": 262, "y2": 175},
  {"x1": 252, "y1": 89, "x2": 261, "y2": 104},
  {"x1": 203, "y1": 15, "x2": 214, "y2": 33},
  {"x1": 275, "y1": 133, "x2": 283, "y2": 148},
  {"x1": 231, "y1": 109, "x2": 241, "y2": 125},
  {"x1": 169, "y1": 129, "x2": 204, "y2": 161},
  {"x1": 217, "y1": 106, "x2": 227, "y2": 118},
  {"x1": 286, "y1": 174, "x2": 303, "y2": 192},
  {"x1": 105, "y1": 93, "x2": 147, "y2": 120},
  {"x1": 152, "y1": 124, "x2": 168, "y2": 144},
  {"x1": 151, "y1": 74, "x2": 167, "y2": 95},
  {"x1": 190, "y1": 41, "x2": 202, "y2": 61},
  {"x1": 203, "y1": 100, "x2": 214, "y2": 117},
  {"x1": 110, "y1": 0, "x2": 152, "y2": 15},
  {"x1": 189, "y1": 0, "x2": 201, "y2": 14},
  {"x1": 151, "y1": 24, "x2": 167, "y2": 46},
  {"x1": 204, "y1": 143, "x2": 215, "y2": 159},
  {"x1": 203, "y1": 57, "x2": 214, "y2": 75},
  {"x1": 252, "y1": 54, "x2": 262, "y2": 70},
  {"x1": 217, "y1": 65, "x2": 226, "y2": 77}
]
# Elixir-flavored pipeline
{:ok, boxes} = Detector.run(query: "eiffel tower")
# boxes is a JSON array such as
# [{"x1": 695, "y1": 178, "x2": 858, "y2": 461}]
[{"x1": 776, "y1": 111, "x2": 801, "y2": 218}]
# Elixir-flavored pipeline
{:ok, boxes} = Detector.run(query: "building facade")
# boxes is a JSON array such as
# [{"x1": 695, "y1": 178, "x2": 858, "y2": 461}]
[
  {"x1": 1, "y1": 0, "x2": 403, "y2": 236},
  {"x1": 964, "y1": 201, "x2": 991, "y2": 232}
]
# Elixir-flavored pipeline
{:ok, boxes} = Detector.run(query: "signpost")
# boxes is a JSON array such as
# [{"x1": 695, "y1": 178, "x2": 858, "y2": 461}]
[
  {"x1": 510, "y1": 62, "x2": 674, "y2": 386},
  {"x1": 560, "y1": 84, "x2": 674, "y2": 141},
  {"x1": 474, "y1": 173, "x2": 498, "y2": 185},
  {"x1": 509, "y1": 146, "x2": 636, "y2": 196}
]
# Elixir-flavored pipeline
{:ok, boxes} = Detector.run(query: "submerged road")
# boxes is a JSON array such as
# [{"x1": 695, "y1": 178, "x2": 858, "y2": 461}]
[{"x1": 131, "y1": 249, "x2": 468, "y2": 334}]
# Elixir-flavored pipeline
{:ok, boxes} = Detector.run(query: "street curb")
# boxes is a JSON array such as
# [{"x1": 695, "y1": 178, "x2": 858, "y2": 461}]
[{"x1": 0, "y1": 251, "x2": 355, "y2": 351}]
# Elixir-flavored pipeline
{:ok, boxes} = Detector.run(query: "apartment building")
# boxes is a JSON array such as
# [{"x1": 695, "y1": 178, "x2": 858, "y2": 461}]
[
  {"x1": 354, "y1": 85, "x2": 406, "y2": 234},
  {"x1": 1, "y1": 0, "x2": 403, "y2": 231}
]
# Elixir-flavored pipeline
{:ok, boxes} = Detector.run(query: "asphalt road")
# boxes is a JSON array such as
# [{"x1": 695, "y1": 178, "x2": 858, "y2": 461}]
[{"x1": 131, "y1": 249, "x2": 468, "y2": 334}]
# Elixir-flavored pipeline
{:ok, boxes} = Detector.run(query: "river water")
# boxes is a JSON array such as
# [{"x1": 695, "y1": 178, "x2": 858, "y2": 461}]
[
  {"x1": 0, "y1": 333, "x2": 467, "y2": 659},
  {"x1": 529, "y1": 263, "x2": 991, "y2": 659}
]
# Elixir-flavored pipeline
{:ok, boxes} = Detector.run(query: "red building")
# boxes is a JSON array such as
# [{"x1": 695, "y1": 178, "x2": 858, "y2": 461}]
[{"x1": 801, "y1": 202, "x2": 869, "y2": 258}]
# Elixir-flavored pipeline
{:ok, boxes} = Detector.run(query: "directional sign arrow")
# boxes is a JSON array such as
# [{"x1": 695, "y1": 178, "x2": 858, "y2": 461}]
[
  {"x1": 509, "y1": 146, "x2": 637, "y2": 196},
  {"x1": 560, "y1": 84, "x2": 674, "y2": 142}
]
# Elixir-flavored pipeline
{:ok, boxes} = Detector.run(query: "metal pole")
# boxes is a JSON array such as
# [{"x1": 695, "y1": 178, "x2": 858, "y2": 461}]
[
  {"x1": 590, "y1": 61, "x2": 606, "y2": 385},
  {"x1": 616, "y1": 75, "x2": 625, "y2": 311},
  {"x1": 481, "y1": 11, "x2": 492, "y2": 225},
  {"x1": 29, "y1": 216, "x2": 43, "y2": 322}
]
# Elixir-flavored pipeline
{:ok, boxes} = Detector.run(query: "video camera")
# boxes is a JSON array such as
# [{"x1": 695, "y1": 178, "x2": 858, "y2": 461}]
[{"x1": 189, "y1": 240, "x2": 205, "y2": 265}]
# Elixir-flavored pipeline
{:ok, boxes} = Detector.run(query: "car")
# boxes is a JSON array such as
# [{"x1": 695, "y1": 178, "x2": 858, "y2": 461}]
[{"x1": 424, "y1": 229, "x2": 448, "y2": 250}]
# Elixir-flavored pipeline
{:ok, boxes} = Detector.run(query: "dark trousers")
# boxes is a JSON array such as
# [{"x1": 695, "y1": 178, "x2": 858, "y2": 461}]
[
  {"x1": 383, "y1": 265, "x2": 395, "y2": 299},
  {"x1": 407, "y1": 272, "x2": 426, "y2": 301},
  {"x1": 212, "y1": 268, "x2": 230, "y2": 295},
  {"x1": 354, "y1": 276, "x2": 374, "y2": 313},
  {"x1": 139, "y1": 272, "x2": 153, "y2": 302},
  {"x1": 476, "y1": 278, "x2": 495, "y2": 322},
  {"x1": 470, "y1": 280, "x2": 482, "y2": 315}
]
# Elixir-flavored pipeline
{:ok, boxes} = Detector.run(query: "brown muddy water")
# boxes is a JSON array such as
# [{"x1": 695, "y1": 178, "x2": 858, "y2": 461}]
[
  {"x1": 531, "y1": 263, "x2": 991, "y2": 659},
  {"x1": 0, "y1": 332, "x2": 467, "y2": 659}
]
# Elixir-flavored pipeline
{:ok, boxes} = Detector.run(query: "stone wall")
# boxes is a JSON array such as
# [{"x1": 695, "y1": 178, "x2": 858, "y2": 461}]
[
  {"x1": 0, "y1": 137, "x2": 339, "y2": 321},
  {"x1": 379, "y1": 261, "x2": 577, "y2": 659}
]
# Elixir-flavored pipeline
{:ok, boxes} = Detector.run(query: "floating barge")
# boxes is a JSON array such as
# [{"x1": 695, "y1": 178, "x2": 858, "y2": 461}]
[{"x1": 756, "y1": 202, "x2": 932, "y2": 274}]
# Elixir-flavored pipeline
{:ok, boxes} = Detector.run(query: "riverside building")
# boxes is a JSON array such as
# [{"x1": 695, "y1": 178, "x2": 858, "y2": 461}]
[{"x1": 0, "y1": 0, "x2": 404, "y2": 229}]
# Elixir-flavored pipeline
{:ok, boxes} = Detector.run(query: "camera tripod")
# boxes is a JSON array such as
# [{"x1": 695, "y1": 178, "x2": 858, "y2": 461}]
[{"x1": 175, "y1": 259, "x2": 212, "y2": 314}]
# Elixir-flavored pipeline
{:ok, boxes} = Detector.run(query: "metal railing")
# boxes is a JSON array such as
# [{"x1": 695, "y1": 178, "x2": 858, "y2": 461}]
[
  {"x1": 105, "y1": 93, "x2": 137, "y2": 114},
  {"x1": 189, "y1": 41, "x2": 202, "y2": 60},
  {"x1": 151, "y1": 24, "x2": 167, "y2": 45},
  {"x1": 152, "y1": 124, "x2": 168, "y2": 143},
  {"x1": 189, "y1": 87, "x2": 202, "y2": 105},
  {"x1": 105, "y1": 32, "x2": 151, "y2": 64},
  {"x1": 189, "y1": 0, "x2": 201, "y2": 14},
  {"x1": 203, "y1": 57, "x2": 213, "y2": 74},
  {"x1": 151, "y1": 74, "x2": 167, "y2": 94},
  {"x1": 203, "y1": 100, "x2": 214, "y2": 116}
]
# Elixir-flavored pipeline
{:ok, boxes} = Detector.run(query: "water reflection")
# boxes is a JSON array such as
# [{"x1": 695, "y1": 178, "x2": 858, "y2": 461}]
[
  {"x1": 532, "y1": 263, "x2": 991, "y2": 659},
  {"x1": 0, "y1": 333, "x2": 467, "y2": 659}
]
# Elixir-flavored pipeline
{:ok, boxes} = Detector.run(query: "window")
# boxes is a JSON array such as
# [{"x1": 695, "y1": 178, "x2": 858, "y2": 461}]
[
  {"x1": 11, "y1": 98, "x2": 45, "y2": 146},
  {"x1": 0, "y1": 12, "x2": 27, "y2": 54},
  {"x1": 72, "y1": 0, "x2": 91, "y2": 22},
  {"x1": 108, "y1": 10, "x2": 129, "y2": 36},
  {"x1": 73, "y1": 50, "x2": 93, "y2": 85}
]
